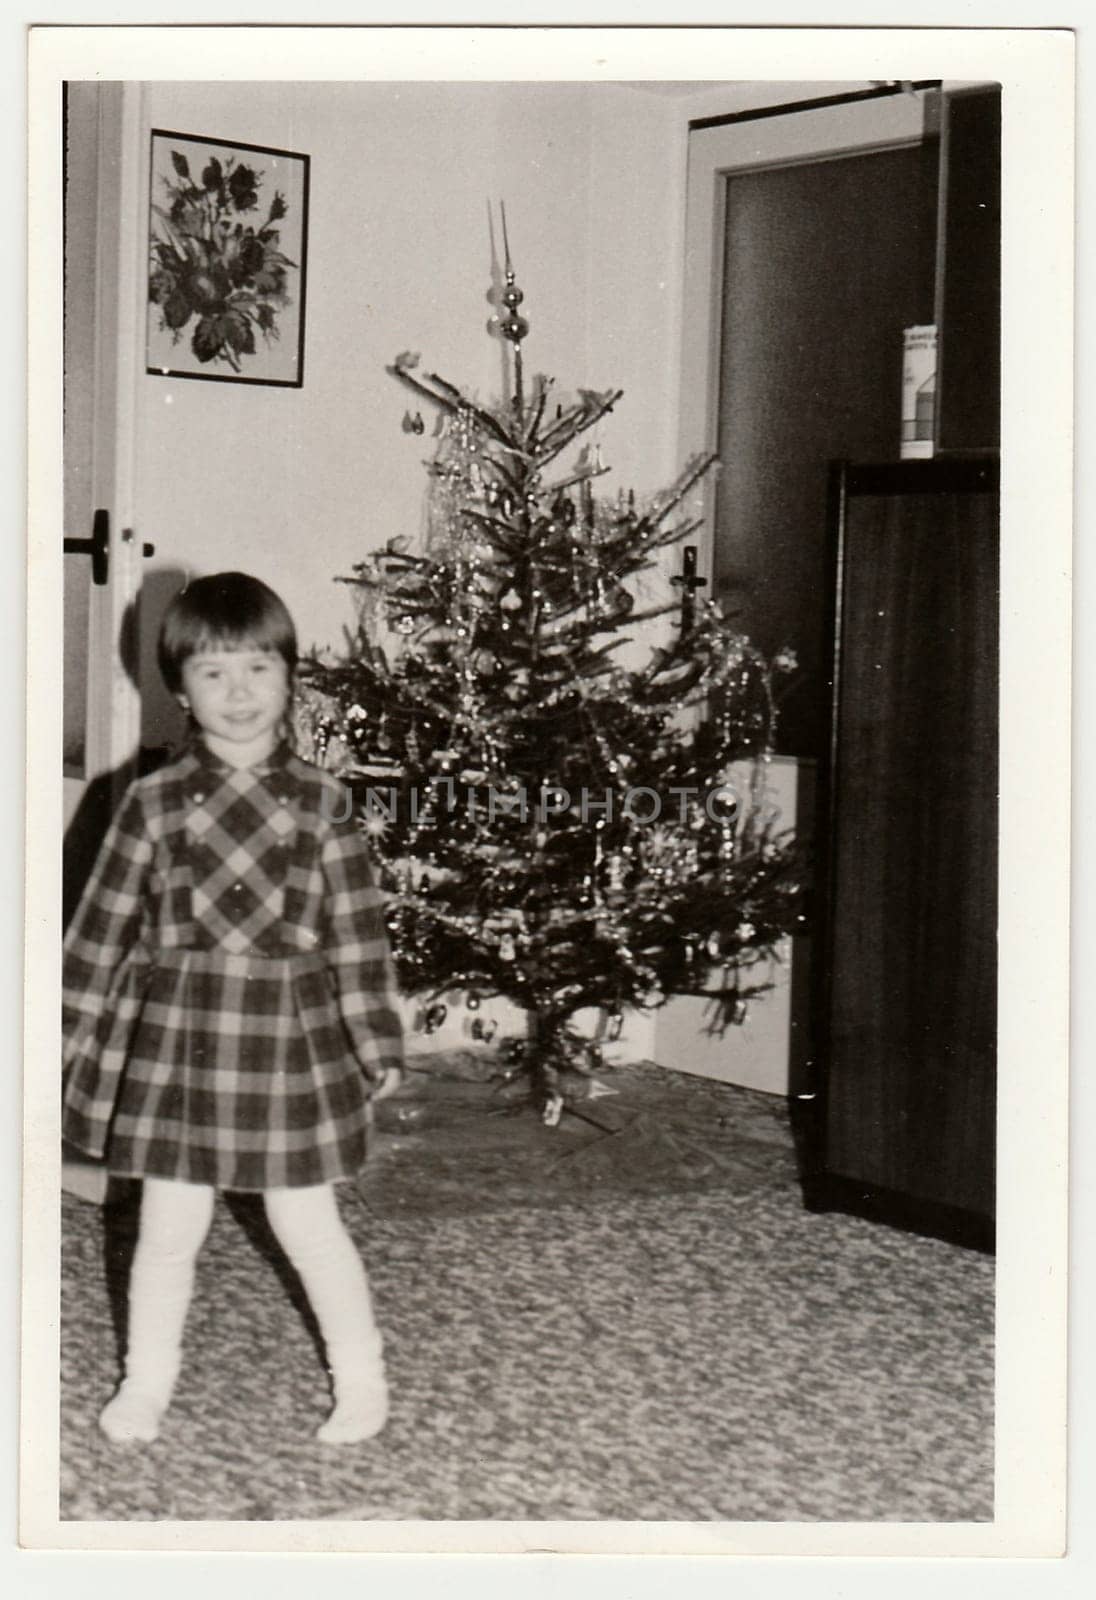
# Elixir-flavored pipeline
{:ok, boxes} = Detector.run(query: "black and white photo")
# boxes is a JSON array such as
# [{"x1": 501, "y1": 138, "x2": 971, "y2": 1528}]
[{"x1": 22, "y1": 23, "x2": 1073, "y2": 1562}]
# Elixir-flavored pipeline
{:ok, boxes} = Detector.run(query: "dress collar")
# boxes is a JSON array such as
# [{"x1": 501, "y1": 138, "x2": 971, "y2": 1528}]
[{"x1": 188, "y1": 735, "x2": 296, "y2": 780}]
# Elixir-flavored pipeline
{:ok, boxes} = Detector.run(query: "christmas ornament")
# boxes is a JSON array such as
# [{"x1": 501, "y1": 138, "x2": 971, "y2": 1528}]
[
  {"x1": 497, "y1": 204, "x2": 530, "y2": 348},
  {"x1": 424, "y1": 1002, "x2": 448, "y2": 1033}
]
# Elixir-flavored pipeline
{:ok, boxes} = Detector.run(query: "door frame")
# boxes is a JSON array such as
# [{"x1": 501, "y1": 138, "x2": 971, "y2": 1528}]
[
  {"x1": 62, "y1": 80, "x2": 146, "y2": 809},
  {"x1": 677, "y1": 84, "x2": 938, "y2": 586}
]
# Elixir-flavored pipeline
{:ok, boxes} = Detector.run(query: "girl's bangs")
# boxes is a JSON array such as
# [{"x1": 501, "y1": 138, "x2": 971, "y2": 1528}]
[{"x1": 189, "y1": 625, "x2": 283, "y2": 657}]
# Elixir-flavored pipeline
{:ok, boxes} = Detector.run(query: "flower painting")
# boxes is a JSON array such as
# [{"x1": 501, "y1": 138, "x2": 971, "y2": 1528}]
[{"x1": 147, "y1": 131, "x2": 309, "y2": 386}]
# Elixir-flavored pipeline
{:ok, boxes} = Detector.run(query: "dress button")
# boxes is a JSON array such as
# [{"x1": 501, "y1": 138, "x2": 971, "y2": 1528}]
[
  {"x1": 193, "y1": 791, "x2": 205, "y2": 804},
  {"x1": 233, "y1": 882, "x2": 245, "y2": 894}
]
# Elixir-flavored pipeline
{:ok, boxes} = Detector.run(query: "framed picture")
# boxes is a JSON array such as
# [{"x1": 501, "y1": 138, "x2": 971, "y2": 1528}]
[{"x1": 146, "y1": 129, "x2": 309, "y2": 387}]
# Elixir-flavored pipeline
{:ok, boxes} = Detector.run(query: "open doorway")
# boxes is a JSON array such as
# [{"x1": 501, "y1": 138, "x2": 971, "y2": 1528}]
[
  {"x1": 712, "y1": 140, "x2": 938, "y2": 756},
  {"x1": 680, "y1": 86, "x2": 940, "y2": 758}
]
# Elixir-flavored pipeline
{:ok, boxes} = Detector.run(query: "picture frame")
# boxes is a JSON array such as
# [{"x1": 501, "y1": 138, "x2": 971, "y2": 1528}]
[{"x1": 146, "y1": 129, "x2": 309, "y2": 387}]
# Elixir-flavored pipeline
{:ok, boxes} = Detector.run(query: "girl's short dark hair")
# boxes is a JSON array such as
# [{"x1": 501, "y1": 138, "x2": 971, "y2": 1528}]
[{"x1": 158, "y1": 572, "x2": 298, "y2": 694}]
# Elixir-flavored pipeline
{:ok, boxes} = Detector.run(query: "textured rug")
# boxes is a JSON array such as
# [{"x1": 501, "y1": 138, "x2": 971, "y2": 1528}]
[{"x1": 59, "y1": 1063, "x2": 994, "y2": 1524}]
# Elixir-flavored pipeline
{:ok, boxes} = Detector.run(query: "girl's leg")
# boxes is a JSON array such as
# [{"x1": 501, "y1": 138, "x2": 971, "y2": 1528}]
[
  {"x1": 99, "y1": 1178, "x2": 215, "y2": 1444},
  {"x1": 264, "y1": 1184, "x2": 388, "y2": 1444}
]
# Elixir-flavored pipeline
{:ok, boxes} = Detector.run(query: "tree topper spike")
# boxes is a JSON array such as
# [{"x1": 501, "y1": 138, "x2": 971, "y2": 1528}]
[
  {"x1": 500, "y1": 200, "x2": 513, "y2": 276},
  {"x1": 492, "y1": 200, "x2": 529, "y2": 418}
]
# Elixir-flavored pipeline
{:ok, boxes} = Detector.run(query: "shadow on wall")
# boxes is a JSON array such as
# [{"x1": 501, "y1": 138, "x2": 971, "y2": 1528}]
[
  {"x1": 137, "y1": 566, "x2": 190, "y2": 755},
  {"x1": 64, "y1": 566, "x2": 188, "y2": 929}
]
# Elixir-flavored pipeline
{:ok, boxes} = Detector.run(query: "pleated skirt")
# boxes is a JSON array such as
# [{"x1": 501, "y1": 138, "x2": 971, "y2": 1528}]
[{"x1": 62, "y1": 949, "x2": 372, "y2": 1190}]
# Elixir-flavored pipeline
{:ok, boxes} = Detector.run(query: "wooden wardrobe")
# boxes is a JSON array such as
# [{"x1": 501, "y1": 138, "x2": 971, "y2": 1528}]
[{"x1": 802, "y1": 457, "x2": 999, "y2": 1251}]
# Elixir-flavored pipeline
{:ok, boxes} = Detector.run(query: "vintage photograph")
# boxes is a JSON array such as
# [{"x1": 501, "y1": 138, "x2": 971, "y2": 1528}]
[{"x1": 24, "y1": 27, "x2": 1073, "y2": 1556}]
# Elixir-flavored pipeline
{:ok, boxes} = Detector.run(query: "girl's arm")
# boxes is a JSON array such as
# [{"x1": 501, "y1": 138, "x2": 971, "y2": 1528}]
[
  {"x1": 320, "y1": 816, "x2": 404, "y2": 1089},
  {"x1": 63, "y1": 784, "x2": 153, "y2": 1066}
]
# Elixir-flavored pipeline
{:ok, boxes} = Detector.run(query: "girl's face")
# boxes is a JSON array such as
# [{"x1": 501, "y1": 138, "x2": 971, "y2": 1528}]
[{"x1": 179, "y1": 647, "x2": 290, "y2": 768}]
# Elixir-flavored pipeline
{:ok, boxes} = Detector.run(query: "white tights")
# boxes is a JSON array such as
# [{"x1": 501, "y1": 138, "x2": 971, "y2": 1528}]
[{"x1": 99, "y1": 1178, "x2": 387, "y2": 1446}]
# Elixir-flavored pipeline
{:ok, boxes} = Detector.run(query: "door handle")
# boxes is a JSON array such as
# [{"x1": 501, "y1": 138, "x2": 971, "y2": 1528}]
[
  {"x1": 64, "y1": 507, "x2": 110, "y2": 586},
  {"x1": 63, "y1": 512, "x2": 156, "y2": 584}
]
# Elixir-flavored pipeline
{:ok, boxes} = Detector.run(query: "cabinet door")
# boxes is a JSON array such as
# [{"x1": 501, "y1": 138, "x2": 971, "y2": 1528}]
[{"x1": 811, "y1": 460, "x2": 998, "y2": 1244}]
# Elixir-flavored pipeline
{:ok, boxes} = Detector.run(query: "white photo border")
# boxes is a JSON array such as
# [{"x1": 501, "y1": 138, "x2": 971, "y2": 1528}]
[{"x1": 20, "y1": 16, "x2": 1076, "y2": 1573}]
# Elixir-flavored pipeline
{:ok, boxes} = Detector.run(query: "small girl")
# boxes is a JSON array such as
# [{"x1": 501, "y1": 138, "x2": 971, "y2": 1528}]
[{"x1": 62, "y1": 572, "x2": 403, "y2": 1447}]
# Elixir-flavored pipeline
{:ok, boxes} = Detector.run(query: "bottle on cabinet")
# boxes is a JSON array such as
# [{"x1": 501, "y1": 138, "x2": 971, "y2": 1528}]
[{"x1": 900, "y1": 323, "x2": 937, "y2": 460}]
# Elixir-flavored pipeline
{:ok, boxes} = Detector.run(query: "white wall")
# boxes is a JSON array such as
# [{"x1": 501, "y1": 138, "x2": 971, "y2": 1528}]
[{"x1": 134, "y1": 81, "x2": 690, "y2": 745}]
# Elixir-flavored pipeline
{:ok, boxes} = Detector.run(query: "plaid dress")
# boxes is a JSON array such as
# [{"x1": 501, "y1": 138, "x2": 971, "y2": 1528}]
[{"x1": 62, "y1": 739, "x2": 403, "y2": 1190}]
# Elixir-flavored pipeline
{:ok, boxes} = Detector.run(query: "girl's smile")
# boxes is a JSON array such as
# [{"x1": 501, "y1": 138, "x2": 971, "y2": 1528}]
[{"x1": 179, "y1": 647, "x2": 290, "y2": 767}]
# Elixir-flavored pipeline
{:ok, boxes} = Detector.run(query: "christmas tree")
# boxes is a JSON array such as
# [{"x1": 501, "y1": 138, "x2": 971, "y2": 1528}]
[{"x1": 300, "y1": 237, "x2": 805, "y2": 1118}]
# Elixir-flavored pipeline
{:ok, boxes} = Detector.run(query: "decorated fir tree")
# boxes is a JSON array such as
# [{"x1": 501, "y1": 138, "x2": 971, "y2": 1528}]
[{"x1": 300, "y1": 242, "x2": 805, "y2": 1117}]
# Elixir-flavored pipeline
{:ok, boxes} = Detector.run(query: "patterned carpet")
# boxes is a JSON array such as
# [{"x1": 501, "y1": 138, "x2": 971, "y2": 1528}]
[{"x1": 59, "y1": 1063, "x2": 994, "y2": 1523}]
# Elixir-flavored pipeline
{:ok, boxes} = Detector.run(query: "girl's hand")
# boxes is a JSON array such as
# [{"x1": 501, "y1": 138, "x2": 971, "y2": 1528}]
[{"x1": 372, "y1": 1064, "x2": 404, "y2": 1101}]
